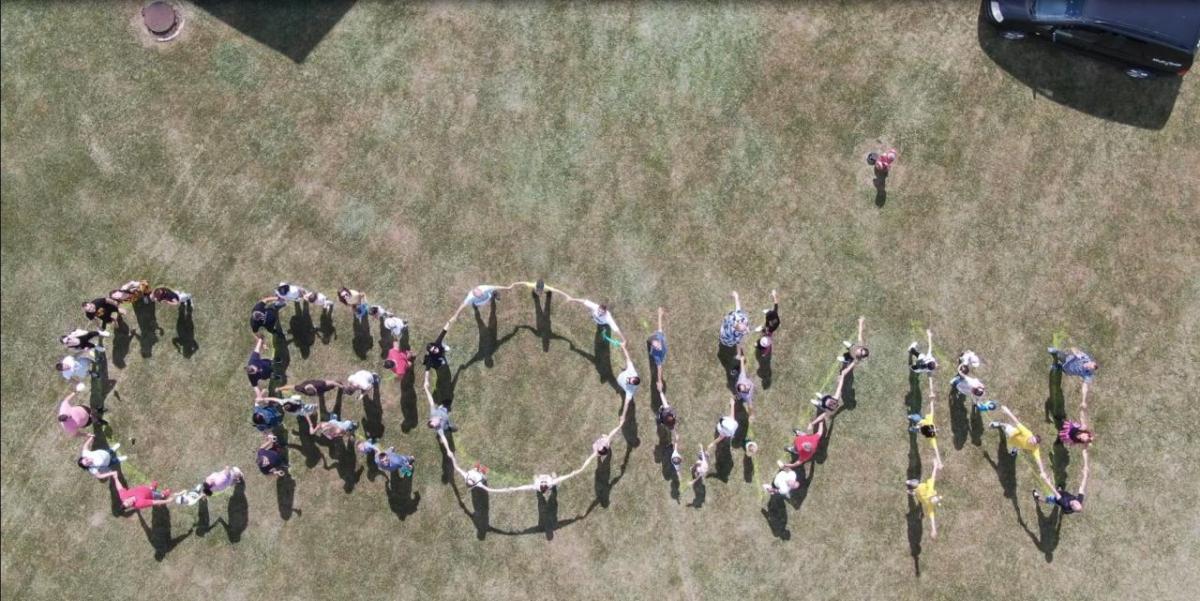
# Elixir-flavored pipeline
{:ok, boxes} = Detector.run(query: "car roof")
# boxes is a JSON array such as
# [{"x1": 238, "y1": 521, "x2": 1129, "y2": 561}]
[{"x1": 1081, "y1": 0, "x2": 1200, "y2": 50}]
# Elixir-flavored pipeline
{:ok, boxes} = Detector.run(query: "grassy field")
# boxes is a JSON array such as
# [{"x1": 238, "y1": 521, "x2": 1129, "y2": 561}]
[{"x1": 2, "y1": 1, "x2": 1198, "y2": 600}]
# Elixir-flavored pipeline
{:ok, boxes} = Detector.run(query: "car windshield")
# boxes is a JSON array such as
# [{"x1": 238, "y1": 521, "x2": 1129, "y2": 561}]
[{"x1": 1033, "y1": 0, "x2": 1086, "y2": 18}]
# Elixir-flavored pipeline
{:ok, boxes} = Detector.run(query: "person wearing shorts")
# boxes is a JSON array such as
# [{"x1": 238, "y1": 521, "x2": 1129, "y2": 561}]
[
  {"x1": 733, "y1": 350, "x2": 756, "y2": 417},
  {"x1": 989, "y1": 405, "x2": 1049, "y2": 479},
  {"x1": 311, "y1": 414, "x2": 358, "y2": 440},
  {"x1": 95, "y1": 473, "x2": 174, "y2": 511},
  {"x1": 344, "y1": 369, "x2": 380, "y2": 399},
  {"x1": 57, "y1": 352, "x2": 95, "y2": 390},
  {"x1": 691, "y1": 446, "x2": 710, "y2": 485},
  {"x1": 839, "y1": 317, "x2": 870, "y2": 364},
  {"x1": 782, "y1": 413, "x2": 832, "y2": 469}
]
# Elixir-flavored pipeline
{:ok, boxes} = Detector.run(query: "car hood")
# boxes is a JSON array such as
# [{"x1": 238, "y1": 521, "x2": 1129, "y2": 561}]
[{"x1": 1083, "y1": 0, "x2": 1200, "y2": 49}]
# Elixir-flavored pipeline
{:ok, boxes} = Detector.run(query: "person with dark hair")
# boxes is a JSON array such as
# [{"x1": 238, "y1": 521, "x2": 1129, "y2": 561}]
[
  {"x1": 60, "y1": 328, "x2": 110, "y2": 353},
  {"x1": 57, "y1": 352, "x2": 95, "y2": 392},
  {"x1": 245, "y1": 337, "x2": 273, "y2": 391},
  {"x1": 251, "y1": 398, "x2": 284, "y2": 432},
  {"x1": 256, "y1": 433, "x2": 288, "y2": 477},
  {"x1": 149, "y1": 285, "x2": 192, "y2": 306},
  {"x1": 718, "y1": 291, "x2": 750, "y2": 348},
  {"x1": 311, "y1": 414, "x2": 358, "y2": 441},
  {"x1": 95, "y1": 472, "x2": 175, "y2": 511},
  {"x1": 338, "y1": 287, "x2": 369, "y2": 321},
  {"x1": 78, "y1": 434, "x2": 126, "y2": 477},
  {"x1": 561, "y1": 294, "x2": 622, "y2": 338},
  {"x1": 1059, "y1": 401, "x2": 1095, "y2": 448},
  {"x1": 754, "y1": 289, "x2": 780, "y2": 357},
  {"x1": 733, "y1": 349, "x2": 756, "y2": 418},
  {"x1": 1034, "y1": 449, "x2": 1090, "y2": 515},
  {"x1": 907, "y1": 329, "x2": 938, "y2": 374},
  {"x1": 648, "y1": 307, "x2": 668, "y2": 386},
  {"x1": 839, "y1": 316, "x2": 869, "y2": 363},
  {"x1": 344, "y1": 369, "x2": 380, "y2": 400},
  {"x1": 1049, "y1": 346, "x2": 1099, "y2": 399},
  {"x1": 655, "y1": 380, "x2": 678, "y2": 433},
  {"x1": 112, "y1": 280, "x2": 151, "y2": 304},
  {"x1": 357, "y1": 440, "x2": 415, "y2": 477},
  {"x1": 423, "y1": 323, "x2": 451, "y2": 370},
  {"x1": 82, "y1": 296, "x2": 124, "y2": 330},
  {"x1": 869, "y1": 147, "x2": 898, "y2": 174},
  {"x1": 275, "y1": 282, "x2": 307, "y2": 304},
  {"x1": 450, "y1": 282, "x2": 524, "y2": 323},
  {"x1": 384, "y1": 340, "x2": 415, "y2": 379},
  {"x1": 58, "y1": 391, "x2": 105, "y2": 437},
  {"x1": 989, "y1": 405, "x2": 1049, "y2": 477},
  {"x1": 906, "y1": 452, "x2": 942, "y2": 539},
  {"x1": 304, "y1": 290, "x2": 335, "y2": 311},
  {"x1": 810, "y1": 360, "x2": 856, "y2": 416},
  {"x1": 279, "y1": 378, "x2": 342, "y2": 398},
  {"x1": 253, "y1": 388, "x2": 317, "y2": 430},
  {"x1": 249, "y1": 295, "x2": 282, "y2": 335},
  {"x1": 617, "y1": 340, "x2": 641, "y2": 402},
  {"x1": 176, "y1": 466, "x2": 245, "y2": 506}
]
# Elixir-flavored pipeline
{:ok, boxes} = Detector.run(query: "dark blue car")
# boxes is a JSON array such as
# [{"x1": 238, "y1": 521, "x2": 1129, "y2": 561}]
[{"x1": 986, "y1": 0, "x2": 1200, "y2": 77}]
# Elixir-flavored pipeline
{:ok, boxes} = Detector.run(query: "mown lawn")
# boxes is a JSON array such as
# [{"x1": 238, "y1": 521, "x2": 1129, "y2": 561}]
[{"x1": 2, "y1": 1, "x2": 1197, "y2": 600}]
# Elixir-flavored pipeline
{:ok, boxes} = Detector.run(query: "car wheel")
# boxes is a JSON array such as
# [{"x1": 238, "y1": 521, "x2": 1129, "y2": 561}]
[
  {"x1": 1125, "y1": 68, "x2": 1152, "y2": 79},
  {"x1": 1000, "y1": 30, "x2": 1026, "y2": 40}
]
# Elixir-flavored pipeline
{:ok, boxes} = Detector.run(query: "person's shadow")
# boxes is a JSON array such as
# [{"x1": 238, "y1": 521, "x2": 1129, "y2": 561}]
[
  {"x1": 469, "y1": 487, "x2": 490, "y2": 540},
  {"x1": 592, "y1": 327, "x2": 622, "y2": 397},
  {"x1": 317, "y1": 307, "x2": 336, "y2": 344},
  {"x1": 1045, "y1": 366, "x2": 1066, "y2": 425},
  {"x1": 132, "y1": 300, "x2": 162, "y2": 358},
  {"x1": 689, "y1": 478, "x2": 707, "y2": 509},
  {"x1": 111, "y1": 319, "x2": 134, "y2": 369},
  {"x1": 873, "y1": 168, "x2": 888, "y2": 207},
  {"x1": 288, "y1": 301, "x2": 316, "y2": 359},
  {"x1": 905, "y1": 372, "x2": 925, "y2": 576},
  {"x1": 137, "y1": 506, "x2": 192, "y2": 561},
  {"x1": 1019, "y1": 498, "x2": 1063, "y2": 562},
  {"x1": 474, "y1": 302, "x2": 500, "y2": 369},
  {"x1": 532, "y1": 290, "x2": 553, "y2": 353},
  {"x1": 841, "y1": 368, "x2": 858, "y2": 412},
  {"x1": 762, "y1": 494, "x2": 791, "y2": 540},
  {"x1": 89, "y1": 348, "x2": 118, "y2": 412},
  {"x1": 536, "y1": 487, "x2": 560, "y2": 541},
  {"x1": 756, "y1": 349, "x2": 772, "y2": 390},
  {"x1": 716, "y1": 343, "x2": 740, "y2": 389},
  {"x1": 276, "y1": 474, "x2": 297, "y2": 520},
  {"x1": 195, "y1": 481, "x2": 249, "y2": 543},
  {"x1": 386, "y1": 472, "x2": 420, "y2": 520},
  {"x1": 351, "y1": 315, "x2": 373, "y2": 359},
  {"x1": 171, "y1": 302, "x2": 199, "y2": 358},
  {"x1": 361, "y1": 382, "x2": 385, "y2": 441},
  {"x1": 949, "y1": 385, "x2": 984, "y2": 449}
]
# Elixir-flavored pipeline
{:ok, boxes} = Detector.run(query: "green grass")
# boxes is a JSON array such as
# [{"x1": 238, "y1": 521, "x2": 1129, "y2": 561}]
[{"x1": 2, "y1": 1, "x2": 1199, "y2": 600}]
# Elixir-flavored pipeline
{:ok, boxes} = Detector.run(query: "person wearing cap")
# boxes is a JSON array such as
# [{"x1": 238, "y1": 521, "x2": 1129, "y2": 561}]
[{"x1": 718, "y1": 291, "x2": 750, "y2": 348}]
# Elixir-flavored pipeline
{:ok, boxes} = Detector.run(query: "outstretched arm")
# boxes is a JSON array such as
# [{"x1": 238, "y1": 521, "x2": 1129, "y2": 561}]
[
  {"x1": 857, "y1": 316, "x2": 866, "y2": 345},
  {"x1": 1000, "y1": 405, "x2": 1019, "y2": 424},
  {"x1": 619, "y1": 340, "x2": 633, "y2": 369},
  {"x1": 1079, "y1": 449, "x2": 1090, "y2": 495},
  {"x1": 731, "y1": 291, "x2": 741, "y2": 312},
  {"x1": 656, "y1": 380, "x2": 668, "y2": 407},
  {"x1": 253, "y1": 337, "x2": 264, "y2": 354},
  {"x1": 82, "y1": 433, "x2": 95, "y2": 453},
  {"x1": 1080, "y1": 380, "x2": 1090, "y2": 409},
  {"x1": 657, "y1": 306, "x2": 664, "y2": 332},
  {"x1": 925, "y1": 328, "x2": 933, "y2": 355},
  {"x1": 422, "y1": 371, "x2": 437, "y2": 410},
  {"x1": 831, "y1": 361, "x2": 856, "y2": 399}
]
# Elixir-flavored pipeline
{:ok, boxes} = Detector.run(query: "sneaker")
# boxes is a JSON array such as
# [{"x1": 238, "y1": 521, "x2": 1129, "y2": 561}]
[
  {"x1": 99, "y1": 331, "x2": 112, "y2": 338},
  {"x1": 1009, "y1": 449, "x2": 1019, "y2": 458},
  {"x1": 988, "y1": 421, "x2": 1001, "y2": 429},
  {"x1": 907, "y1": 342, "x2": 919, "y2": 353},
  {"x1": 907, "y1": 413, "x2": 923, "y2": 424},
  {"x1": 95, "y1": 346, "x2": 106, "y2": 353},
  {"x1": 754, "y1": 325, "x2": 764, "y2": 333},
  {"x1": 905, "y1": 479, "x2": 920, "y2": 488},
  {"x1": 976, "y1": 401, "x2": 997, "y2": 412},
  {"x1": 110, "y1": 443, "x2": 121, "y2": 451},
  {"x1": 1047, "y1": 347, "x2": 1058, "y2": 356},
  {"x1": 1031, "y1": 489, "x2": 1041, "y2": 502},
  {"x1": 785, "y1": 446, "x2": 797, "y2": 454},
  {"x1": 842, "y1": 340, "x2": 853, "y2": 349},
  {"x1": 810, "y1": 398, "x2": 822, "y2": 408}
]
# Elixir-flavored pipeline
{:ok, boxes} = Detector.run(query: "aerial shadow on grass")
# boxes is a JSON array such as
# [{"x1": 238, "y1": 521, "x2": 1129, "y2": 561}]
[
  {"x1": 397, "y1": 352, "x2": 420, "y2": 433},
  {"x1": 377, "y1": 317, "x2": 394, "y2": 360},
  {"x1": 276, "y1": 475, "x2": 297, "y2": 520},
  {"x1": 192, "y1": 0, "x2": 358, "y2": 64},
  {"x1": 982, "y1": 433, "x2": 1061, "y2": 559},
  {"x1": 111, "y1": 319, "x2": 133, "y2": 369},
  {"x1": 593, "y1": 327, "x2": 623, "y2": 398},
  {"x1": 976, "y1": 1, "x2": 1181, "y2": 130},
  {"x1": 873, "y1": 170, "x2": 888, "y2": 208},
  {"x1": 1045, "y1": 366, "x2": 1066, "y2": 425},
  {"x1": 132, "y1": 300, "x2": 162, "y2": 359},
  {"x1": 756, "y1": 350, "x2": 773, "y2": 390},
  {"x1": 138, "y1": 506, "x2": 192, "y2": 561},
  {"x1": 351, "y1": 315, "x2": 373, "y2": 360},
  {"x1": 762, "y1": 466, "x2": 811, "y2": 541},
  {"x1": 89, "y1": 348, "x2": 117, "y2": 413},
  {"x1": 288, "y1": 301, "x2": 316, "y2": 359},
  {"x1": 272, "y1": 330, "x2": 291, "y2": 387},
  {"x1": 1019, "y1": 498, "x2": 1062, "y2": 563},
  {"x1": 532, "y1": 290, "x2": 554, "y2": 352},
  {"x1": 689, "y1": 478, "x2": 707, "y2": 508},
  {"x1": 386, "y1": 472, "x2": 420, "y2": 520},
  {"x1": 317, "y1": 307, "x2": 336, "y2": 344},
  {"x1": 362, "y1": 383, "x2": 385, "y2": 441},
  {"x1": 171, "y1": 302, "x2": 199, "y2": 358},
  {"x1": 716, "y1": 343, "x2": 739, "y2": 390},
  {"x1": 195, "y1": 481, "x2": 248, "y2": 543},
  {"x1": 474, "y1": 301, "x2": 499, "y2": 369},
  {"x1": 906, "y1": 371, "x2": 926, "y2": 575},
  {"x1": 949, "y1": 386, "x2": 983, "y2": 449},
  {"x1": 841, "y1": 368, "x2": 858, "y2": 412}
]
